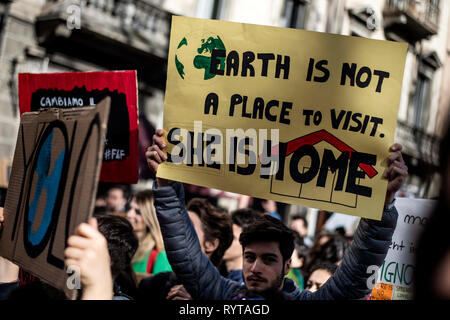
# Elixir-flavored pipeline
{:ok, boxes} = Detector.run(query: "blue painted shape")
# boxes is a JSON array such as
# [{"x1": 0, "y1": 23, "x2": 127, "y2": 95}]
[{"x1": 27, "y1": 131, "x2": 65, "y2": 246}]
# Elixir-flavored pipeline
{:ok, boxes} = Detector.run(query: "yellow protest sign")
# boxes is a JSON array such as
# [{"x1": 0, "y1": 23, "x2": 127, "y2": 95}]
[{"x1": 158, "y1": 16, "x2": 407, "y2": 220}]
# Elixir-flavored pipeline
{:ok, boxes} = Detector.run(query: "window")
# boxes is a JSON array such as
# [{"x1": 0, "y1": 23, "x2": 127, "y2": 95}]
[
  {"x1": 413, "y1": 72, "x2": 431, "y2": 130},
  {"x1": 283, "y1": 0, "x2": 308, "y2": 29}
]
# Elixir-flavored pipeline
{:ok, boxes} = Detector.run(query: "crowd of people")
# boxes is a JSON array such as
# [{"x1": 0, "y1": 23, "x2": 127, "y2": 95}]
[{"x1": 0, "y1": 119, "x2": 449, "y2": 300}]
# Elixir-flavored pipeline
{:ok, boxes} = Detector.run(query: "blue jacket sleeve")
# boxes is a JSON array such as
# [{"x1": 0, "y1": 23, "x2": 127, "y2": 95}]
[
  {"x1": 300, "y1": 205, "x2": 398, "y2": 300},
  {"x1": 152, "y1": 181, "x2": 241, "y2": 300}
]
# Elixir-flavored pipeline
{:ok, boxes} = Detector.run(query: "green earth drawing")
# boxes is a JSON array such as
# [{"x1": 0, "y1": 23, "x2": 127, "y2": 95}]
[{"x1": 175, "y1": 34, "x2": 226, "y2": 80}]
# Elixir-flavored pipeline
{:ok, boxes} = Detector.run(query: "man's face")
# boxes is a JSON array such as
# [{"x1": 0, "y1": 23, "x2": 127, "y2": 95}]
[
  {"x1": 290, "y1": 219, "x2": 307, "y2": 238},
  {"x1": 106, "y1": 188, "x2": 126, "y2": 212},
  {"x1": 223, "y1": 224, "x2": 242, "y2": 261},
  {"x1": 242, "y1": 241, "x2": 290, "y2": 293}
]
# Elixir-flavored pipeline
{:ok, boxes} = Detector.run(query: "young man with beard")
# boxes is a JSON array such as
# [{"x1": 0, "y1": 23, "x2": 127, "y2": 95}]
[
  {"x1": 146, "y1": 129, "x2": 407, "y2": 300},
  {"x1": 221, "y1": 208, "x2": 263, "y2": 283}
]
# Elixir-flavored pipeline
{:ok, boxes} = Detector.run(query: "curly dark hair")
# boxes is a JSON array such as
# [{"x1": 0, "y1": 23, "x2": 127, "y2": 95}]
[
  {"x1": 187, "y1": 198, "x2": 233, "y2": 267},
  {"x1": 231, "y1": 208, "x2": 263, "y2": 228},
  {"x1": 304, "y1": 231, "x2": 348, "y2": 275},
  {"x1": 96, "y1": 215, "x2": 138, "y2": 279},
  {"x1": 309, "y1": 262, "x2": 338, "y2": 277},
  {"x1": 239, "y1": 214, "x2": 295, "y2": 262}
]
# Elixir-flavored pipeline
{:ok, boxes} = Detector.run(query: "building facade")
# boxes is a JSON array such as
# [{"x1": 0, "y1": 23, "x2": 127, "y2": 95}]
[
  {"x1": 0, "y1": 1, "x2": 448, "y2": 224},
  {"x1": 0, "y1": 0, "x2": 173, "y2": 182},
  {"x1": 205, "y1": 0, "x2": 449, "y2": 200}
]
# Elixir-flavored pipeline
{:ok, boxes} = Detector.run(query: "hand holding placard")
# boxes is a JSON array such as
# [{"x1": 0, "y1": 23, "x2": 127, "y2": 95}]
[
  {"x1": 159, "y1": 16, "x2": 408, "y2": 220},
  {"x1": 383, "y1": 144, "x2": 408, "y2": 206},
  {"x1": 64, "y1": 218, "x2": 113, "y2": 300},
  {"x1": 146, "y1": 129, "x2": 171, "y2": 187}
]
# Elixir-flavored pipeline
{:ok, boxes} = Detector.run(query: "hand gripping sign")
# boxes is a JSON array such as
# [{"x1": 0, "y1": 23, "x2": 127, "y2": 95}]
[
  {"x1": 157, "y1": 16, "x2": 408, "y2": 220},
  {"x1": 0, "y1": 99, "x2": 110, "y2": 298}
]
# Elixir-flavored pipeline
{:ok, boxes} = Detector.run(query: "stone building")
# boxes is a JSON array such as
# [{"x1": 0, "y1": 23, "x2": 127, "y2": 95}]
[
  {"x1": 0, "y1": 1, "x2": 448, "y2": 227},
  {"x1": 0, "y1": 0, "x2": 173, "y2": 182},
  {"x1": 203, "y1": 0, "x2": 449, "y2": 200}
]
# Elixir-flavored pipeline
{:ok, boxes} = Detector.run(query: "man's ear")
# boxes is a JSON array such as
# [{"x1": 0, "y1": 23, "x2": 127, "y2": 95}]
[
  {"x1": 284, "y1": 258, "x2": 292, "y2": 275},
  {"x1": 204, "y1": 238, "x2": 219, "y2": 255}
]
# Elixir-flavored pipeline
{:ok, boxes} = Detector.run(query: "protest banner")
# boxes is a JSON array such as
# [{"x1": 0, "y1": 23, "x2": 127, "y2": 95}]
[
  {"x1": 157, "y1": 16, "x2": 408, "y2": 220},
  {"x1": 0, "y1": 98, "x2": 110, "y2": 297},
  {"x1": 18, "y1": 71, "x2": 138, "y2": 184},
  {"x1": 370, "y1": 198, "x2": 436, "y2": 300}
]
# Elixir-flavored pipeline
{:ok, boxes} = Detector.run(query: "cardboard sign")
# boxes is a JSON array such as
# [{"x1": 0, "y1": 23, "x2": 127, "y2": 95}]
[
  {"x1": 0, "y1": 158, "x2": 12, "y2": 188},
  {"x1": 158, "y1": 16, "x2": 408, "y2": 220},
  {"x1": 18, "y1": 71, "x2": 138, "y2": 184},
  {"x1": 370, "y1": 198, "x2": 436, "y2": 300},
  {"x1": 0, "y1": 99, "x2": 110, "y2": 297}
]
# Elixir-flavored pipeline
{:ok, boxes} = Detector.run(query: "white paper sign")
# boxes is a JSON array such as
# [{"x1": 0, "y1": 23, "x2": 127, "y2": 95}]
[{"x1": 371, "y1": 198, "x2": 436, "y2": 300}]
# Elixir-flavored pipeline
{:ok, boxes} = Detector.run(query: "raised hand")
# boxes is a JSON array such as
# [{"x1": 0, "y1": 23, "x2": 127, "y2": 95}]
[
  {"x1": 64, "y1": 218, "x2": 113, "y2": 300},
  {"x1": 383, "y1": 143, "x2": 408, "y2": 205},
  {"x1": 145, "y1": 129, "x2": 171, "y2": 186},
  {"x1": 166, "y1": 284, "x2": 193, "y2": 300},
  {"x1": 0, "y1": 207, "x2": 19, "y2": 284}
]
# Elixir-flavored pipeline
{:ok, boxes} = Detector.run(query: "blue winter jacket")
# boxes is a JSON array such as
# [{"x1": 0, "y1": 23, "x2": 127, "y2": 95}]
[{"x1": 153, "y1": 181, "x2": 398, "y2": 300}]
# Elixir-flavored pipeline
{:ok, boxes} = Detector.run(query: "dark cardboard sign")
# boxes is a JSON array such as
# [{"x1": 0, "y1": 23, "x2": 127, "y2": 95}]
[
  {"x1": 18, "y1": 71, "x2": 138, "y2": 183},
  {"x1": 0, "y1": 98, "x2": 110, "y2": 297}
]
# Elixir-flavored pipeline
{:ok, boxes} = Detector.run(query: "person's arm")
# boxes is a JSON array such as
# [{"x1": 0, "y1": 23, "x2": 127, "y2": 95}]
[
  {"x1": 0, "y1": 257, "x2": 19, "y2": 300},
  {"x1": 166, "y1": 284, "x2": 193, "y2": 300},
  {"x1": 303, "y1": 143, "x2": 407, "y2": 300},
  {"x1": 153, "y1": 180, "x2": 239, "y2": 300},
  {"x1": 0, "y1": 207, "x2": 20, "y2": 300},
  {"x1": 64, "y1": 218, "x2": 113, "y2": 300},
  {"x1": 304, "y1": 205, "x2": 398, "y2": 300},
  {"x1": 0, "y1": 257, "x2": 19, "y2": 284},
  {"x1": 147, "y1": 130, "x2": 240, "y2": 300}
]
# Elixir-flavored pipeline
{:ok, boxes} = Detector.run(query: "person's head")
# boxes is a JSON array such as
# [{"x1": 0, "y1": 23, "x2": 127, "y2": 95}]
[
  {"x1": 239, "y1": 214, "x2": 295, "y2": 294},
  {"x1": 316, "y1": 230, "x2": 333, "y2": 246},
  {"x1": 290, "y1": 214, "x2": 308, "y2": 238},
  {"x1": 223, "y1": 208, "x2": 263, "y2": 262},
  {"x1": 291, "y1": 241, "x2": 309, "y2": 269},
  {"x1": 305, "y1": 232, "x2": 348, "y2": 273},
  {"x1": 317, "y1": 233, "x2": 348, "y2": 265},
  {"x1": 105, "y1": 184, "x2": 130, "y2": 213},
  {"x1": 95, "y1": 195, "x2": 107, "y2": 207},
  {"x1": 126, "y1": 190, "x2": 164, "y2": 245},
  {"x1": 305, "y1": 262, "x2": 337, "y2": 293},
  {"x1": 96, "y1": 215, "x2": 138, "y2": 280},
  {"x1": 187, "y1": 198, "x2": 233, "y2": 266}
]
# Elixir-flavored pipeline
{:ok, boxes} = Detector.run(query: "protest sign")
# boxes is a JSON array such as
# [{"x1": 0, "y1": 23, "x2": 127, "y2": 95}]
[
  {"x1": 0, "y1": 98, "x2": 110, "y2": 297},
  {"x1": 370, "y1": 198, "x2": 436, "y2": 300},
  {"x1": 157, "y1": 16, "x2": 408, "y2": 220},
  {"x1": 0, "y1": 158, "x2": 12, "y2": 188},
  {"x1": 18, "y1": 71, "x2": 138, "y2": 184}
]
